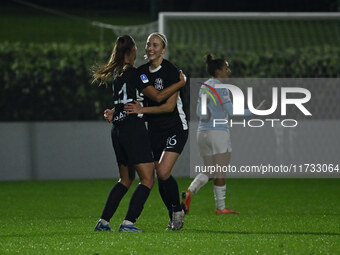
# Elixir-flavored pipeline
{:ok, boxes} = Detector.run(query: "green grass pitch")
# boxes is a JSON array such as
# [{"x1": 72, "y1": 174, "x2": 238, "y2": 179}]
[{"x1": 0, "y1": 178, "x2": 339, "y2": 254}]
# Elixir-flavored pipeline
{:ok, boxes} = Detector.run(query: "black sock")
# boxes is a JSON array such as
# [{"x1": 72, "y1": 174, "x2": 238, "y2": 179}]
[
  {"x1": 158, "y1": 179, "x2": 173, "y2": 220},
  {"x1": 162, "y1": 175, "x2": 182, "y2": 212},
  {"x1": 101, "y1": 182, "x2": 128, "y2": 222},
  {"x1": 124, "y1": 184, "x2": 151, "y2": 223}
]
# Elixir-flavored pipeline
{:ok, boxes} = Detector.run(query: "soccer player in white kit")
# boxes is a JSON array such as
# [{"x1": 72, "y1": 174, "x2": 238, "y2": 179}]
[{"x1": 181, "y1": 54, "x2": 264, "y2": 214}]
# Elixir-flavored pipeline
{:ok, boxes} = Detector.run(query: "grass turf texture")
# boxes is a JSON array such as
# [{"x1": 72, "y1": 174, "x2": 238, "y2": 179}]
[{"x1": 0, "y1": 178, "x2": 339, "y2": 254}]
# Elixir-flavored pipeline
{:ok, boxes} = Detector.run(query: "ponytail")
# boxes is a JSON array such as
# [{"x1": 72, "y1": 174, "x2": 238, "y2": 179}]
[
  {"x1": 205, "y1": 54, "x2": 225, "y2": 77},
  {"x1": 92, "y1": 35, "x2": 135, "y2": 86},
  {"x1": 205, "y1": 54, "x2": 213, "y2": 65}
]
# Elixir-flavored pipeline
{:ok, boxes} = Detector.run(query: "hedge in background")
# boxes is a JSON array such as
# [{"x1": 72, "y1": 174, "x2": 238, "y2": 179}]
[
  {"x1": 0, "y1": 42, "x2": 113, "y2": 121},
  {"x1": 170, "y1": 44, "x2": 340, "y2": 78},
  {"x1": 0, "y1": 42, "x2": 339, "y2": 121}
]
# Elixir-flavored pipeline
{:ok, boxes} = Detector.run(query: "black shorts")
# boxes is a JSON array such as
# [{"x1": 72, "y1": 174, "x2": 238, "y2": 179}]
[
  {"x1": 149, "y1": 128, "x2": 188, "y2": 161},
  {"x1": 111, "y1": 118, "x2": 154, "y2": 166}
]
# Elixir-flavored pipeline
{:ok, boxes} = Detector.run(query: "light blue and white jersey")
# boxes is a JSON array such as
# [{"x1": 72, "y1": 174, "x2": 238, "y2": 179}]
[{"x1": 197, "y1": 78, "x2": 251, "y2": 131}]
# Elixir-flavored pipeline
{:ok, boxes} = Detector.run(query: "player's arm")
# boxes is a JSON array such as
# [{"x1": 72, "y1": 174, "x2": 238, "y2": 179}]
[
  {"x1": 125, "y1": 93, "x2": 178, "y2": 114},
  {"x1": 141, "y1": 71, "x2": 186, "y2": 103}
]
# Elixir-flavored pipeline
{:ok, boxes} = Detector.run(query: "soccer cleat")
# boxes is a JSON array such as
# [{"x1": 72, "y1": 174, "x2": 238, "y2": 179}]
[
  {"x1": 181, "y1": 190, "x2": 192, "y2": 214},
  {"x1": 118, "y1": 224, "x2": 143, "y2": 233},
  {"x1": 94, "y1": 221, "x2": 113, "y2": 232},
  {"x1": 165, "y1": 219, "x2": 172, "y2": 231},
  {"x1": 215, "y1": 208, "x2": 240, "y2": 214},
  {"x1": 171, "y1": 210, "x2": 184, "y2": 230}
]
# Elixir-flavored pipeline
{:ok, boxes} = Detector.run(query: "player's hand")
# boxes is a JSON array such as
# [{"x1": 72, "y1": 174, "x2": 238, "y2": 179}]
[
  {"x1": 104, "y1": 108, "x2": 114, "y2": 123},
  {"x1": 256, "y1": 100, "x2": 266, "y2": 110},
  {"x1": 124, "y1": 100, "x2": 142, "y2": 114},
  {"x1": 179, "y1": 70, "x2": 187, "y2": 87}
]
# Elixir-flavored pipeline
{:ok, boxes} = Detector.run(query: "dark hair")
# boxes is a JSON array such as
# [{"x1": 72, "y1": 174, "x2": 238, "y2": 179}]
[
  {"x1": 205, "y1": 54, "x2": 225, "y2": 77},
  {"x1": 92, "y1": 35, "x2": 135, "y2": 85}
]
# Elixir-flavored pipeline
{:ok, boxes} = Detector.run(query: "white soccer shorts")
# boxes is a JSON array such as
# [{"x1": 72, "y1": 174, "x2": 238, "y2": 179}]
[{"x1": 197, "y1": 129, "x2": 232, "y2": 157}]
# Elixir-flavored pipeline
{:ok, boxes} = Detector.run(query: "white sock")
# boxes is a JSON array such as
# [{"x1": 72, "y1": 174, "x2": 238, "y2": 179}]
[
  {"x1": 213, "y1": 185, "x2": 226, "y2": 210},
  {"x1": 188, "y1": 173, "x2": 209, "y2": 196},
  {"x1": 122, "y1": 220, "x2": 133, "y2": 226},
  {"x1": 100, "y1": 219, "x2": 109, "y2": 226}
]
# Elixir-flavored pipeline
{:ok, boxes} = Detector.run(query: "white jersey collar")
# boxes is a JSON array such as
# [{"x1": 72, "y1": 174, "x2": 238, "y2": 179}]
[
  {"x1": 209, "y1": 78, "x2": 221, "y2": 84},
  {"x1": 149, "y1": 65, "x2": 162, "y2": 73},
  {"x1": 205, "y1": 78, "x2": 221, "y2": 87}
]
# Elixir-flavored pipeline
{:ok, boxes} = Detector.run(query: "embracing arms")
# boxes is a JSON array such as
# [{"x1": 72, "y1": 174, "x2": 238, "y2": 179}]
[
  {"x1": 141, "y1": 71, "x2": 186, "y2": 103},
  {"x1": 124, "y1": 92, "x2": 178, "y2": 115}
]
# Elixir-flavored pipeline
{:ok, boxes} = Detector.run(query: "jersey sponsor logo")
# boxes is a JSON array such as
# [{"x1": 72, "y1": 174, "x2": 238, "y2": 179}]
[
  {"x1": 113, "y1": 111, "x2": 127, "y2": 122},
  {"x1": 155, "y1": 78, "x2": 164, "y2": 90},
  {"x1": 140, "y1": 74, "x2": 149, "y2": 83}
]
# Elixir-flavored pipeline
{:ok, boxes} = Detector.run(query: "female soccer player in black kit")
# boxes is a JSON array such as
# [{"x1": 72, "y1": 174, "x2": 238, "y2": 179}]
[
  {"x1": 125, "y1": 33, "x2": 188, "y2": 230},
  {"x1": 92, "y1": 35, "x2": 186, "y2": 232}
]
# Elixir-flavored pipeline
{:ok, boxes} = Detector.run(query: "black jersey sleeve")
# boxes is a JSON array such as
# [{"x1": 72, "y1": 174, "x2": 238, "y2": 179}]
[
  {"x1": 129, "y1": 69, "x2": 143, "y2": 93},
  {"x1": 165, "y1": 61, "x2": 180, "y2": 88},
  {"x1": 136, "y1": 66, "x2": 152, "y2": 92}
]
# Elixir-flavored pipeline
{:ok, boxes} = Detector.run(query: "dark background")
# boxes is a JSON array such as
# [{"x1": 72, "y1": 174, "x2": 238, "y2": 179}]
[
  {"x1": 3, "y1": 0, "x2": 340, "y2": 18},
  {"x1": 1, "y1": 0, "x2": 339, "y2": 121}
]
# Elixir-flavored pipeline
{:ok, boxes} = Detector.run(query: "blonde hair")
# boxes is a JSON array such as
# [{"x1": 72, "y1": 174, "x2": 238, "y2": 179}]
[
  {"x1": 147, "y1": 32, "x2": 168, "y2": 48},
  {"x1": 144, "y1": 32, "x2": 168, "y2": 60}
]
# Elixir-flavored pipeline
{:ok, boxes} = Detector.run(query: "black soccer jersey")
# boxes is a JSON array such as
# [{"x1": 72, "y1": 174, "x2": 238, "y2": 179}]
[
  {"x1": 137, "y1": 59, "x2": 188, "y2": 132},
  {"x1": 112, "y1": 66, "x2": 148, "y2": 126}
]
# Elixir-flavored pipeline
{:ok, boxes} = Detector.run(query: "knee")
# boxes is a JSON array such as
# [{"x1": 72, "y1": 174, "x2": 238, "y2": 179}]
[
  {"x1": 156, "y1": 167, "x2": 171, "y2": 180},
  {"x1": 119, "y1": 176, "x2": 135, "y2": 189},
  {"x1": 140, "y1": 175, "x2": 154, "y2": 189}
]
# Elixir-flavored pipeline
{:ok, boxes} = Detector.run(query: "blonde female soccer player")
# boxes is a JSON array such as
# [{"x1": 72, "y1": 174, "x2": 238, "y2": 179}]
[
  {"x1": 125, "y1": 33, "x2": 188, "y2": 230},
  {"x1": 92, "y1": 35, "x2": 186, "y2": 232}
]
